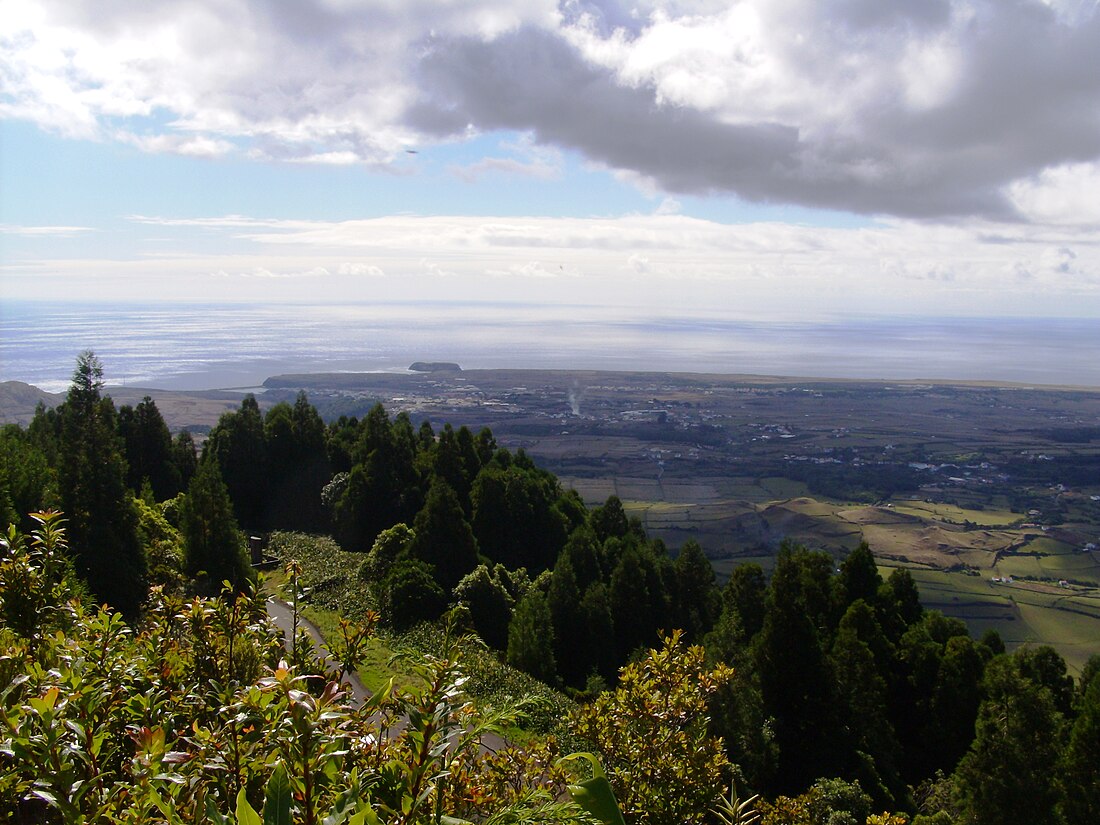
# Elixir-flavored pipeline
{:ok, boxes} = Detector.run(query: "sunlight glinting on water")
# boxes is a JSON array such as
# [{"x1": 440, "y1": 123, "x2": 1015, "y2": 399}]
[{"x1": 2, "y1": 301, "x2": 1098, "y2": 392}]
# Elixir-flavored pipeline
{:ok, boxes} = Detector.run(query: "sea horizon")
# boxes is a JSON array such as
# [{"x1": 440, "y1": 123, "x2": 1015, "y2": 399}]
[{"x1": 2, "y1": 299, "x2": 1098, "y2": 394}]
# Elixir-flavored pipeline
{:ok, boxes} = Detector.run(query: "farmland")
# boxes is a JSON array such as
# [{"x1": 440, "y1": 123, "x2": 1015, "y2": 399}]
[
  {"x1": 258, "y1": 368, "x2": 1100, "y2": 668},
  {"x1": 8, "y1": 366, "x2": 1100, "y2": 667}
]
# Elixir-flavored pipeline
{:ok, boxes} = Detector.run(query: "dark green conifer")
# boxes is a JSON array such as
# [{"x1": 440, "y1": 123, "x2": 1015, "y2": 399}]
[
  {"x1": 57, "y1": 352, "x2": 147, "y2": 616},
  {"x1": 180, "y1": 457, "x2": 251, "y2": 591}
]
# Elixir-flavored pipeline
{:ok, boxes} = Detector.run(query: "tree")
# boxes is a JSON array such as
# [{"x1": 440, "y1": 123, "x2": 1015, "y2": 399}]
[
  {"x1": 1058, "y1": 675, "x2": 1100, "y2": 824},
  {"x1": 264, "y1": 393, "x2": 331, "y2": 531},
  {"x1": 893, "y1": 610, "x2": 974, "y2": 782},
  {"x1": 379, "y1": 557, "x2": 446, "y2": 630},
  {"x1": 672, "y1": 540, "x2": 720, "y2": 642},
  {"x1": 407, "y1": 478, "x2": 479, "y2": 590},
  {"x1": 0, "y1": 424, "x2": 56, "y2": 531},
  {"x1": 204, "y1": 395, "x2": 268, "y2": 529},
  {"x1": 431, "y1": 424, "x2": 473, "y2": 514},
  {"x1": 755, "y1": 545, "x2": 841, "y2": 794},
  {"x1": 56, "y1": 352, "x2": 147, "y2": 616},
  {"x1": 180, "y1": 458, "x2": 251, "y2": 591},
  {"x1": 832, "y1": 602, "x2": 903, "y2": 808},
  {"x1": 590, "y1": 495, "x2": 630, "y2": 543},
  {"x1": 722, "y1": 562, "x2": 767, "y2": 640},
  {"x1": 1013, "y1": 645, "x2": 1074, "y2": 716},
  {"x1": 609, "y1": 545, "x2": 661, "y2": 661},
  {"x1": 836, "y1": 541, "x2": 882, "y2": 612},
  {"x1": 571, "y1": 633, "x2": 733, "y2": 825},
  {"x1": 880, "y1": 567, "x2": 923, "y2": 640},
  {"x1": 507, "y1": 587, "x2": 557, "y2": 684},
  {"x1": 118, "y1": 396, "x2": 181, "y2": 501},
  {"x1": 953, "y1": 654, "x2": 1064, "y2": 825},
  {"x1": 470, "y1": 463, "x2": 567, "y2": 572},
  {"x1": 359, "y1": 523, "x2": 414, "y2": 583},
  {"x1": 929, "y1": 635, "x2": 985, "y2": 773},
  {"x1": 578, "y1": 581, "x2": 617, "y2": 682},
  {"x1": 334, "y1": 404, "x2": 421, "y2": 551},
  {"x1": 453, "y1": 564, "x2": 514, "y2": 650},
  {"x1": 548, "y1": 553, "x2": 586, "y2": 686},
  {"x1": 173, "y1": 430, "x2": 198, "y2": 489}
]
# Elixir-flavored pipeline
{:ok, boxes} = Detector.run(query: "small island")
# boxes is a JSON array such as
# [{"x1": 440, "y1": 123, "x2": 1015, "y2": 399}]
[{"x1": 408, "y1": 361, "x2": 462, "y2": 372}]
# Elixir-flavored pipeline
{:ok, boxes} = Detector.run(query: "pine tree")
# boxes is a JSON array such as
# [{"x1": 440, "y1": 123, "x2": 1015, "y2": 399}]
[
  {"x1": 673, "y1": 539, "x2": 720, "y2": 641},
  {"x1": 1058, "y1": 676, "x2": 1100, "y2": 824},
  {"x1": 407, "y1": 478, "x2": 479, "y2": 590},
  {"x1": 954, "y1": 655, "x2": 1064, "y2": 825},
  {"x1": 721, "y1": 562, "x2": 767, "y2": 639},
  {"x1": 118, "y1": 396, "x2": 181, "y2": 501},
  {"x1": 180, "y1": 458, "x2": 251, "y2": 591},
  {"x1": 57, "y1": 352, "x2": 147, "y2": 616},
  {"x1": 507, "y1": 587, "x2": 557, "y2": 684},
  {"x1": 755, "y1": 546, "x2": 841, "y2": 794},
  {"x1": 205, "y1": 395, "x2": 269, "y2": 529}
]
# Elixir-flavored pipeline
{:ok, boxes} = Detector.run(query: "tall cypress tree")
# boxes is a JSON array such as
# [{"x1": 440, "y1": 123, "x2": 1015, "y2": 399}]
[
  {"x1": 407, "y1": 478, "x2": 479, "y2": 590},
  {"x1": 118, "y1": 396, "x2": 181, "y2": 501},
  {"x1": 57, "y1": 352, "x2": 147, "y2": 616},
  {"x1": 180, "y1": 458, "x2": 251, "y2": 591},
  {"x1": 1058, "y1": 676, "x2": 1100, "y2": 824},
  {"x1": 954, "y1": 655, "x2": 1064, "y2": 825},
  {"x1": 755, "y1": 546, "x2": 841, "y2": 794},
  {"x1": 205, "y1": 395, "x2": 268, "y2": 529},
  {"x1": 507, "y1": 587, "x2": 557, "y2": 685}
]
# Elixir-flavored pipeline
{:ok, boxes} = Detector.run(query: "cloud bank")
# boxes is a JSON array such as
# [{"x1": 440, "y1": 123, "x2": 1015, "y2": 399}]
[
  {"x1": 4, "y1": 0, "x2": 1100, "y2": 220},
  {"x1": 3, "y1": 212, "x2": 1097, "y2": 318}
]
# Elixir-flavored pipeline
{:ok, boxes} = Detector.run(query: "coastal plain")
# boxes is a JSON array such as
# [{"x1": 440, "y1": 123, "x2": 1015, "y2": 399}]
[{"x1": 6, "y1": 368, "x2": 1100, "y2": 669}]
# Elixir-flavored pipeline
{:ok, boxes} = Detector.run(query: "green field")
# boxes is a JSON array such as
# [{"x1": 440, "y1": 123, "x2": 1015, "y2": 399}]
[
  {"x1": 882, "y1": 566, "x2": 1100, "y2": 673},
  {"x1": 890, "y1": 500, "x2": 1021, "y2": 527},
  {"x1": 607, "y1": 487, "x2": 1100, "y2": 672}
]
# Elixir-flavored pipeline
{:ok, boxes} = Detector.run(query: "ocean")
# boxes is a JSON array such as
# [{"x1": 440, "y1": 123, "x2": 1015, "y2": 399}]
[{"x1": 2, "y1": 301, "x2": 1097, "y2": 393}]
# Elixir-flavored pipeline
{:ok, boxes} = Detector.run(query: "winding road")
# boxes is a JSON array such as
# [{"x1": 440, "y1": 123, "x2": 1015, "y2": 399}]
[
  {"x1": 264, "y1": 597, "x2": 506, "y2": 752},
  {"x1": 265, "y1": 597, "x2": 370, "y2": 705}
]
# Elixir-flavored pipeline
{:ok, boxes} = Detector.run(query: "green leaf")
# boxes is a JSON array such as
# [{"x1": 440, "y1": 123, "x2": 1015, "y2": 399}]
[
  {"x1": 557, "y1": 753, "x2": 626, "y2": 825},
  {"x1": 236, "y1": 787, "x2": 263, "y2": 825},
  {"x1": 264, "y1": 762, "x2": 293, "y2": 825},
  {"x1": 148, "y1": 787, "x2": 181, "y2": 822},
  {"x1": 205, "y1": 796, "x2": 231, "y2": 825}
]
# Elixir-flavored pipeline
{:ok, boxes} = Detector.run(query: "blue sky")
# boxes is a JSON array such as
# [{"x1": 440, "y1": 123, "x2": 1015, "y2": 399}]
[{"x1": 2, "y1": 0, "x2": 1099, "y2": 317}]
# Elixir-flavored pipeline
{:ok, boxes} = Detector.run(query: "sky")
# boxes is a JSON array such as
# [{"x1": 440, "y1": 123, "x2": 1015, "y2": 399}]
[{"x1": 2, "y1": 0, "x2": 1100, "y2": 318}]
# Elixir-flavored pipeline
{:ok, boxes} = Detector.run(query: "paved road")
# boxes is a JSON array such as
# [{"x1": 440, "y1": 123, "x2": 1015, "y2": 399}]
[{"x1": 265, "y1": 597, "x2": 371, "y2": 706}]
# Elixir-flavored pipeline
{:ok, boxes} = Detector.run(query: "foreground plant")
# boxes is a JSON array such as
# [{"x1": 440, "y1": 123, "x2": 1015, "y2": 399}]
[
  {"x1": 570, "y1": 631, "x2": 734, "y2": 825},
  {"x1": 0, "y1": 514, "x2": 590, "y2": 824}
]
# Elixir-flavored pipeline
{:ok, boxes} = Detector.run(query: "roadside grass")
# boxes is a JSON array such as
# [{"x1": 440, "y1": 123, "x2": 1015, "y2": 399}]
[
  {"x1": 265, "y1": 531, "x2": 578, "y2": 738},
  {"x1": 262, "y1": 536, "x2": 412, "y2": 692}
]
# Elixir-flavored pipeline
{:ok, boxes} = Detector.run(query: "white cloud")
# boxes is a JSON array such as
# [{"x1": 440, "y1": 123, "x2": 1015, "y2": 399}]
[
  {"x1": 8, "y1": 210, "x2": 1094, "y2": 315},
  {"x1": 3, "y1": 0, "x2": 1098, "y2": 219},
  {"x1": 337, "y1": 262, "x2": 385, "y2": 277},
  {"x1": 1008, "y1": 162, "x2": 1100, "y2": 227},
  {"x1": 117, "y1": 131, "x2": 235, "y2": 157},
  {"x1": 0, "y1": 224, "x2": 93, "y2": 236}
]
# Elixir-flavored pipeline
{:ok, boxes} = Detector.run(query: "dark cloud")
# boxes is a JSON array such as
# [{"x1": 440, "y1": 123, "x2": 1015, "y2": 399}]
[
  {"x1": 401, "y1": 1, "x2": 1100, "y2": 219},
  {"x1": 408, "y1": 26, "x2": 1021, "y2": 217},
  {"x1": 821, "y1": 0, "x2": 952, "y2": 32}
]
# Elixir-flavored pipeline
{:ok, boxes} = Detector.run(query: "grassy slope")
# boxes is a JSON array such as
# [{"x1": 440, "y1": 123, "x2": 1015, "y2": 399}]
[{"x1": 264, "y1": 532, "x2": 577, "y2": 740}]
